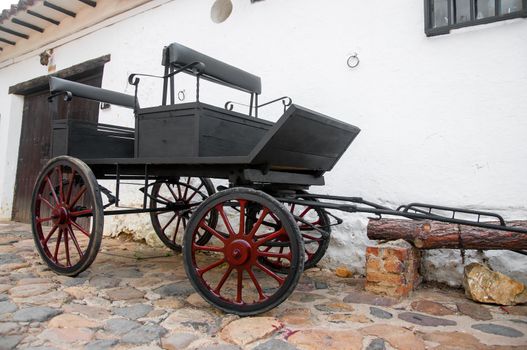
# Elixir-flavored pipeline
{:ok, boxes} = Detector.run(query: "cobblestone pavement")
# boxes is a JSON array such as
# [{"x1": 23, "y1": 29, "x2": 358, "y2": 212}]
[{"x1": 0, "y1": 221, "x2": 526, "y2": 350}]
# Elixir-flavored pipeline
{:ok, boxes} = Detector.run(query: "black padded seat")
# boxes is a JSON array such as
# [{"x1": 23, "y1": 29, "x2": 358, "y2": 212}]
[
  {"x1": 162, "y1": 42, "x2": 261, "y2": 94},
  {"x1": 49, "y1": 76, "x2": 136, "y2": 109}
]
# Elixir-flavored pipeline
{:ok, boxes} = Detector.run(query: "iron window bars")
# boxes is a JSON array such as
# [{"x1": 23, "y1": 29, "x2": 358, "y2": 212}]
[{"x1": 425, "y1": 0, "x2": 527, "y2": 36}]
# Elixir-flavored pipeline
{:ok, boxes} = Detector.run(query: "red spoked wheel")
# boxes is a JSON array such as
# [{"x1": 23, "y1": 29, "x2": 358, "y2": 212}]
[
  {"x1": 262, "y1": 193, "x2": 331, "y2": 272},
  {"x1": 150, "y1": 177, "x2": 218, "y2": 252},
  {"x1": 31, "y1": 156, "x2": 103, "y2": 276},
  {"x1": 183, "y1": 188, "x2": 304, "y2": 315}
]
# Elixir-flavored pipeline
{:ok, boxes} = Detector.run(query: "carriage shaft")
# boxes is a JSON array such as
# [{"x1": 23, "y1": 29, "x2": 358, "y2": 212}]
[{"x1": 275, "y1": 196, "x2": 527, "y2": 235}]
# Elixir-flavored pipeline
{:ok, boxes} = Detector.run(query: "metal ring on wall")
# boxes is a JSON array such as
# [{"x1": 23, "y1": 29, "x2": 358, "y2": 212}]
[
  {"x1": 178, "y1": 90, "x2": 186, "y2": 101},
  {"x1": 347, "y1": 53, "x2": 360, "y2": 68}
]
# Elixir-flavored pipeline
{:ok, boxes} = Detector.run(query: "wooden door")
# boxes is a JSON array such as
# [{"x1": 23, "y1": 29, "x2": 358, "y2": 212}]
[{"x1": 12, "y1": 69, "x2": 103, "y2": 222}]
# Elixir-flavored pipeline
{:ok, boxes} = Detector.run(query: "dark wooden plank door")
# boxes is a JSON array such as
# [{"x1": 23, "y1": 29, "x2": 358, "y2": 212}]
[{"x1": 12, "y1": 70, "x2": 103, "y2": 223}]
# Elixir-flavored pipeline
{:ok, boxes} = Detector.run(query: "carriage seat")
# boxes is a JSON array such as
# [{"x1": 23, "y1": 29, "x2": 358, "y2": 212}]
[
  {"x1": 162, "y1": 42, "x2": 261, "y2": 94},
  {"x1": 49, "y1": 76, "x2": 137, "y2": 109},
  {"x1": 48, "y1": 76, "x2": 136, "y2": 159}
]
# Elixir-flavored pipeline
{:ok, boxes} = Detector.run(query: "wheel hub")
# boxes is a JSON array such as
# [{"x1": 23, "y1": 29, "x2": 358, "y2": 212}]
[
  {"x1": 51, "y1": 206, "x2": 69, "y2": 225},
  {"x1": 225, "y1": 239, "x2": 252, "y2": 266}
]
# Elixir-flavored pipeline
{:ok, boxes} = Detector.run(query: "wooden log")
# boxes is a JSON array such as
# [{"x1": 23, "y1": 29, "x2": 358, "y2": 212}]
[{"x1": 367, "y1": 219, "x2": 527, "y2": 250}]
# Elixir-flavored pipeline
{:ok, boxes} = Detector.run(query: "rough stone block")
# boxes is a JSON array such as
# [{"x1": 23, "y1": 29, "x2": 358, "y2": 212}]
[
  {"x1": 365, "y1": 239, "x2": 421, "y2": 298},
  {"x1": 366, "y1": 271, "x2": 405, "y2": 285},
  {"x1": 464, "y1": 263, "x2": 527, "y2": 305},
  {"x1": 366, "y1": 257, "x2": 381, "y2": 271}
]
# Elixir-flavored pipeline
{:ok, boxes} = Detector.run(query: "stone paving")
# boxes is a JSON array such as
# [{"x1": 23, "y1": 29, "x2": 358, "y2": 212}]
[{"x1": 0, "y1": 221, "x2": 526, "y2": 350}]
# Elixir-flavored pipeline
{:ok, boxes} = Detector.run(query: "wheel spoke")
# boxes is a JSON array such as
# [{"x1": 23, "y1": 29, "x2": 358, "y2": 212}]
[
  {"x1": 45, "y1": 176, "x2": 60, "y2": 205},
  {"x1": 36, "y1": 216, "x2": 53, "y2": 224},
  {"x1": 182, "y1": 177, "x2": 191, "y2": 200},
  {"x1": 70, "y1": 186, "x2": 87, "y2": 207},
  {"x1": 53, "y1": 229, "x2": 63, "y2": 263},
  {"x1": 197, "y1": 258, "x2": 226, "y2": 276},
  {"x1": 68, "y1": 225, "x2": 84, "y2": 258},
  {"x1": 301, "y1": 233, "x2": 322, "y2": 242},
  {"x1": 246, "y1": 267, "x2": 266, "y2": 301},
  {"x1": 176, "y1": 182, "x2": 182, "y2": 199},
  {"x1": 248, "y1": 208, "x2": 269, "y2": 238},
  {"x1": 299, "y1": 206, "x2": 313, "y2": 218},
  {"x1": 269, "y1": 212, "x2": 280, "y2": 225},
  {"x1": 70, "y1": 209, "x2": 93, "y2": 217},
  {"x1": 38, "y1": 195, "x2": 55, "y2": 210},
  {"x1": 186, "y1": 183, "x2": 204, "y2": 202},
  {"x1": 258, "y1": 249, "x2": 292, "y2": 260},
  {"x1": 161, "y1": 213, "x2": 177, "y2": 232},
  {"x1": 255, "y1": 261, "x2": 285, "y2": 284},
  {"x1": 165, "y1": 182, "x2": 178, "y2": 201},
  {"x1": 64, "y1": 228, "x2": 71, "y2": 267},
  {"x1": 276, "y1": 246, "x2": 283, "y2": 265},
  {"x1": 172, "y1": 216, "x2": 181, "y2": 243},
  {"x1": 213, "y1": 265, "x2": 233, "y2": 294},
  {"x1": 239, "y1": 200, "x2": 246, "y2": 236},
  {"x1": 255, "y1": 227, "x2": 286, "y2": 246},
  {"x1": 43, "y1": 224, "x2": 59, "y2": 245},
  {"x1": 217, "y1": 204, "x2": 235, "y2": 236},
  {"x1": 299, "y1": 217, "x2": 322, "y2": 230},
  {"x1": 236, "y1": 269, "x2": 243, "y2": 303},
  {"x1": 66, "y1": 170, "x2": 76, "y2": 204},
  {"x1": 57, "y1": 166, "x2": 64, "y2": 202},
  {"x1": 69, "y1": 220, "x2": 91, "y2": 238},
  {"x1": 155, "y1": 193, "x2": 173, "y2": 205},
  {"x1": 192, "y1": 243, "x2": 223, "y2": 252},
  {"x1": 199, "y1": 221, "x2": 227, "y2": 243}
]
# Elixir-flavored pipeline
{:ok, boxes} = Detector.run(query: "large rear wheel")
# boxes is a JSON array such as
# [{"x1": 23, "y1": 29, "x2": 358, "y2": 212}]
[
  {"x1": 31, "y1": 156, "x2": 103, "y2": 276},
  {"x1": 183, "y1": 188, "x2": 304, "y2": 315}
]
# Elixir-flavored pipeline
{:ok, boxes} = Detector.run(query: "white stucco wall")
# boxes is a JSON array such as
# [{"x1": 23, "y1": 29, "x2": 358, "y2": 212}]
[{"x1": 0, "y1": 0, "x2": 526, "y2": 286}]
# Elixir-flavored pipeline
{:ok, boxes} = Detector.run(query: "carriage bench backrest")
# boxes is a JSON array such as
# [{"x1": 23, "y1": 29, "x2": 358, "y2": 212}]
[
  {"x1": 49, "y1": 76, "x2": 137, "y2": 109},
  {"x1": 163, "y1": 42, "x2": 262, "y2": 94}
]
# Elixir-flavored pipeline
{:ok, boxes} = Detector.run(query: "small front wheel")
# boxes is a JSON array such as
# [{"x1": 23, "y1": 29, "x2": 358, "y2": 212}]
[
  {"x1": 31, "y1": 156, "x2": 103, "y2": 276},
  {"x1": 183, "y1": 188, "x2": 304, "y2": 316}
]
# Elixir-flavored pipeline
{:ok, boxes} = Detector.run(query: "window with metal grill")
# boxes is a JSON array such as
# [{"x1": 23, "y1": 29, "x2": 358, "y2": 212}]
[{"x1": 425, "y1": 0, "x2": 527, "y2": 36}]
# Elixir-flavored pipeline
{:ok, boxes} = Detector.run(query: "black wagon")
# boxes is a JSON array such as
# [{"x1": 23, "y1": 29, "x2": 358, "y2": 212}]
[{"x1": 31, "y1": 43, "x2": 527, "y2": 315}]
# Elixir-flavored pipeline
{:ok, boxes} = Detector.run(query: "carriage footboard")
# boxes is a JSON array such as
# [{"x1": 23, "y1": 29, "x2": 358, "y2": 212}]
[{"x1": 248, "y1": 104, "x2": 360, "y2": 172}]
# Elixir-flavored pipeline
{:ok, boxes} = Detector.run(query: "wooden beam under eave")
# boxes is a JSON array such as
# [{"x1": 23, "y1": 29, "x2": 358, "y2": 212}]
[
  {"x1": 43, "y1": 1, "x2": 77, "y2": 18},
  {"x1": 12, "y1": 18, "x2": 45, "y2": 33},
  {"x1": 0, "y1": 37, "x2": 16, "y2": 45},
  {"x1": 78, "y1": 0, "x2": 97, "y2": 7},
  {"x1": 27, "y1": 10, "x2": 61, "y2": 26},
  {"x1": 0, "y1": 26, "x2": 29, "y2": 39}
]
